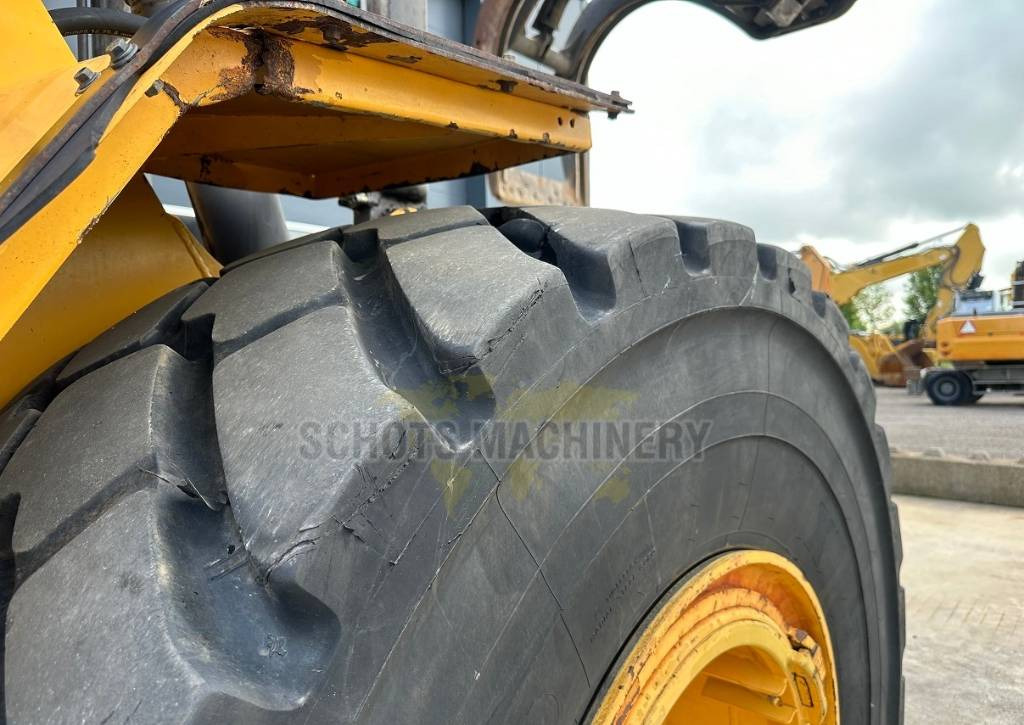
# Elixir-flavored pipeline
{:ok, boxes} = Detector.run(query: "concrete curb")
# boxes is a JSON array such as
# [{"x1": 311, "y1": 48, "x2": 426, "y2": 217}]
[{"x1": 890, "y1": 451, "x2": 1024, "y2": 507}]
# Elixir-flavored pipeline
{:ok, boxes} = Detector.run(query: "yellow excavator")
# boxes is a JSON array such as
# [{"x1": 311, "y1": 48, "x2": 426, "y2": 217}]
[
  {"x1": 0, "y1": 1, "x2": 902, "y2": 723},
  {"x1": 800, "y1": 223, "x2": 985, "y2": 386}
]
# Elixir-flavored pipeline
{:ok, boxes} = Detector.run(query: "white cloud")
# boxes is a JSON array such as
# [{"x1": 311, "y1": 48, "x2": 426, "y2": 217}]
[{"x1": 587, "y1": 0, "x2": 1023, "y2": 315}]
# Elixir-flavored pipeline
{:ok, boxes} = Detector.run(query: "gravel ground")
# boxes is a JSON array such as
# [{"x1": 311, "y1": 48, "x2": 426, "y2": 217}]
[
  {"x1": 875, "y1": 386, "x2": 1024, "y2": 462},
  {"x1": 897, "y1": 494, "x2": 1024, "y2": 724}
]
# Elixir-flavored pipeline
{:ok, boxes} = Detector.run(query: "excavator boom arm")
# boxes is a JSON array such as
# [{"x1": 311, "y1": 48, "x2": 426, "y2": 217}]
[
  {"x1": 799, "y1": 244, "x2": 952, "y2": 304},
  {"x1": 921, "y1": 224, "x2": 985, "y2": 337},
  {"x1": 831, "y1": 247, "x2": 951, "y2": 304},
  {"x1": 801, "y1": 223, "x2": 985, "y2": 336}
]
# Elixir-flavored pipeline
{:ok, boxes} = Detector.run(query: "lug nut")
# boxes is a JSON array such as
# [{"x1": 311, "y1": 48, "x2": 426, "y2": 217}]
[
  {"x1": 73, "y1": 67, "x2": 100, "y2": 94},
  {"x1": 106, "y1": 38, "x2": 139, "y2": 69}
]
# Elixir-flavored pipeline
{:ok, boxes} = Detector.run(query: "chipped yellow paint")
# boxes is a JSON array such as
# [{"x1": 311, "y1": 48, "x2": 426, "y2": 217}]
[
  {"x1": 283, "y1": 39, "x2": 590, "y2": 152},
  {"x1": 593, "y1": 551, "x2": 838, "y2": 725}
]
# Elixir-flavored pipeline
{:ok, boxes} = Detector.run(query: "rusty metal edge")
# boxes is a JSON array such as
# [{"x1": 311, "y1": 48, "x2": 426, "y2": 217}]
[
  {"x1": 249, "y1": 1, "x2": 629, "y2": 111},
  {"x1": 0, "y1": 0, "x2": 629, "y2": 242}
]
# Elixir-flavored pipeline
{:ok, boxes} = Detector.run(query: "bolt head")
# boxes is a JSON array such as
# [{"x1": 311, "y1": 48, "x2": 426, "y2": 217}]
[
  {"x1": 105, "y1": 38, "x2": 139, "y2": 69},
  {"x1": 73, "y1": 67, "x2": 100, "y2": 93}
]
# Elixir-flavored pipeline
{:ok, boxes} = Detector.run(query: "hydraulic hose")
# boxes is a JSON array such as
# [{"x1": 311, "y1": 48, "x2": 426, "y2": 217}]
[{"x1": 48, "y1": 7, "x2": 146, "y2": 38}]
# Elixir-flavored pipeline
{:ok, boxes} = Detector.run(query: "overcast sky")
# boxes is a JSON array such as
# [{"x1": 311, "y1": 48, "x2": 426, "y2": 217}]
[{"x1": 587, "y1": 0, "x2": 1023, "y2": 313}]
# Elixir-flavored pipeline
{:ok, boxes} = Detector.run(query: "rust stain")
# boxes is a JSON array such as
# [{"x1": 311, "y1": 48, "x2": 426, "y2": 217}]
[
  {"x1": 269, "y1": 17, "x2": 391, "y2": 51},
  {"x1": 259, "y1": 36, "x2": 316, "y2": 97},
  {"x1": 159, "y1": 80, "x2": 189, "y2": 113},
  {"x1": 209, "y1": 28, "x2": 261, "y2": 103},
  {"x1": 267, "y1": 18, "x2": 317, "y2": 35},
  {"x1": 261, "y1": 36, "x2": 295, "y2": 92},
  {"x1": 199, "y1": 154, "x2": 214, "y2": 180},
  {"x1": 476, "y1": 79, "x2": 519, "y2": 94},
  {"x1": 134, "y1": 15, "x2": 582, "y2": 204}
]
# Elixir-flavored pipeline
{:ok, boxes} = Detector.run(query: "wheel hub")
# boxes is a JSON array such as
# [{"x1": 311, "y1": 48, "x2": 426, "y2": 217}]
[
  {"x1": 591, "y1": 551, "x2": 838, "y2": 725},
  {"x1": 936, "y1": 379, "x2": 957, "y2": 398}
]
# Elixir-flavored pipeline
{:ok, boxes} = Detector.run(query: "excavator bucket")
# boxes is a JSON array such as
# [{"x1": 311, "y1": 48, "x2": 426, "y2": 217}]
[{"x1": 877, "y1": 339, "x2": 936, "y2": 387}]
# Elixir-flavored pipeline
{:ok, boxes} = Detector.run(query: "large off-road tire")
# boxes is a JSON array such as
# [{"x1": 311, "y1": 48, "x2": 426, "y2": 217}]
[{"x1": 0, "y1": 206, "x2": 903, "y2": 723}]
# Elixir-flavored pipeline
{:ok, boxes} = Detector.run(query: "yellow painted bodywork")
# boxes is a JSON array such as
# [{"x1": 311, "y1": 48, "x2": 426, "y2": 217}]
[
  {"x1": 0, "y1": 176, "x2": 219, "y2": 405},
  {"x1": 936, "y1": 313, "x2": 1024, "y2": 363},
  {"x1": 0, "y1": 3, "x2": 109, "y2": 190},
  {"x1": 592, "y1": 551, "x2": 837, "y2": 725},
  {"x1": 801, "y1": 244, "x2": 953, "y2": 312},
  {"x1": 0, "y1": 0, "x2": 617, "y2": 408},
  {"x1": 147, "y1": 29, "x2": 593, "y2": 195},
  {"x1": 847, "y1": 333, "x2": 893, "y2": 383},
  {"x1": 800, "y1": 224, "x2": 984, "y2": 385}
]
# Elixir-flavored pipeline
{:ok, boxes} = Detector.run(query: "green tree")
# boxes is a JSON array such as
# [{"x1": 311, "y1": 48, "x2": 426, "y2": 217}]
[
  {"x1": 851, "y1": 285, "x2": 895, "y2": 332},
  {"x1": 881, "y1": 319, "x2": 904, "y2": 338},
  {"x1": 903, "y1": 266, "x2": 942, "y2": 322},
  {"x1": 840, "y1": 301, "x2": 865, "y2": 331}
]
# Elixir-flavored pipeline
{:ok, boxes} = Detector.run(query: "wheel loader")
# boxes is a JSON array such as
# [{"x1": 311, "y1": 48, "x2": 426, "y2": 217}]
[{"x1": 0, "y1": 1, "x2": 902, "y2": 723}]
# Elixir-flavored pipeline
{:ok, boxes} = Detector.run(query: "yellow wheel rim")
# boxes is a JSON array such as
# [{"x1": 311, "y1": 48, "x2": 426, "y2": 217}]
[{"x1": 592, "y1": 550, "x2": 838, "y2": 725}]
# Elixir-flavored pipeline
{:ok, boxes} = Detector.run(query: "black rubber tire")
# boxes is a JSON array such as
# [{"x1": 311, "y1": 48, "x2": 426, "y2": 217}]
[
  {"x1": 925, "y1": 370, "x2": 975, "y2": 406},
  {"x1": 0, "y1": 206, "x2": 903, "y2": 723}
]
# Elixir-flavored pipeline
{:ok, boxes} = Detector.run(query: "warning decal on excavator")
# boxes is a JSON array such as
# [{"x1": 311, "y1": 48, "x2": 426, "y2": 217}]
[{"x1": 959, "y1": 320, "x2": 977, "y2": 334}]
